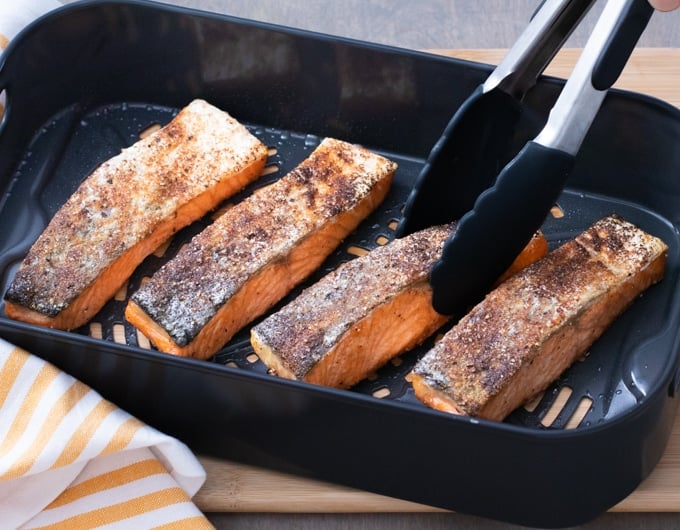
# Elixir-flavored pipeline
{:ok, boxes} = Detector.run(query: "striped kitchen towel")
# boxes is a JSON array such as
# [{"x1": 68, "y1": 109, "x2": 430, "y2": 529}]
[{"x1": 0, "y1": 338, "x2": 212, "y2": 529}]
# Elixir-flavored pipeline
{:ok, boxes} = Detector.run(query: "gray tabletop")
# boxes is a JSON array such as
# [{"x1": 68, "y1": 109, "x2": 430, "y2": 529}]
[
  {"x1": 141, "y1": 0, "x2": 680, "y2": 48},
  {"x1": 64, "y1": 0, "x2": 680, "y2": 48}
]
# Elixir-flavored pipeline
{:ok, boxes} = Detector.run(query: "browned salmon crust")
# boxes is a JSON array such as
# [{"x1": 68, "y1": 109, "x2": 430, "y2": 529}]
[
  {"x1": 251, "y1": 224, "x2": 454, "y2": 388},
  {"x1": 4, "y1": 99, "x2": 268, "y2": 330},
  {"x1": 250, "y1": 226, "x2": 548, "y2": 390},
  {"x1": 125, "y1": 137, "x2": 397, "y2": 359},
  {"x1": 409, "y1": 215, "x2": 668, "y2": 421}
]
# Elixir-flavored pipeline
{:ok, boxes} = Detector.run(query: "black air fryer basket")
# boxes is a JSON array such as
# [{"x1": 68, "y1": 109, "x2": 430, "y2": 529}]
[{"x1": 1, "y1": 1, "x2": 680, "y2": 527}]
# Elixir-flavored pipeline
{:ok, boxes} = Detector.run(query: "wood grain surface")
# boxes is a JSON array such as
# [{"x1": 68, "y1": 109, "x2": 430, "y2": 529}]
[
  {"x1": 435, "y1": 48, "x2": 680, "y2": 108},
  {"x1": 196, "y1": 47, "x2": 680, "y2": 516}
]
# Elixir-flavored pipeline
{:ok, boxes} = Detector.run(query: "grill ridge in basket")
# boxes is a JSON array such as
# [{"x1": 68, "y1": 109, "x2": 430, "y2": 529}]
[{"x1": 6, "y1": 101, "x2": 674, "y2": 434}]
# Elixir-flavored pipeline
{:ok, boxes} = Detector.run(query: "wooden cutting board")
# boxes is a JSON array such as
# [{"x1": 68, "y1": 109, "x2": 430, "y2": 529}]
[{"x1": 194, "y1": 48, "x2": 680, "y2": 514}]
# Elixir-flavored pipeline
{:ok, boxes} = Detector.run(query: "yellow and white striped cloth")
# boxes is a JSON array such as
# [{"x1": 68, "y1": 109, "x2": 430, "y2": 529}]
[
  {"x1": 0, "y1": 3, "x2": 214, "y2": 527},
  {"x1": 0, "y1": 338, "x2": 212, "y2": 529}
]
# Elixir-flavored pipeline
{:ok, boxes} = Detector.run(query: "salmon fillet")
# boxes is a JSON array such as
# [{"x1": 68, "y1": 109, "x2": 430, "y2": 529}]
[
  {"x1": 125, "y1": 137, "x2": 397, "y2": 359},
  {"x1": 250, "y1": 226, "x2": 547, "y2": 390},
  {"x1": 4, "y1": 99, "x2": 269, "y2": 330},
  {"x1": 409, "y1": 215, "x2": 668, "y2": 422}
]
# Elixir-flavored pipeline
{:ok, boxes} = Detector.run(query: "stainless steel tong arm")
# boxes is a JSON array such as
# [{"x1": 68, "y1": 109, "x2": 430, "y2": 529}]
[
  {"x1": 483, "y1": 0, "x2": 597, "y2": 99},
  {"x1": 535, "y1": 0, "x2": 653, "y2": 155},
  {"x1": 420, "y1": 0, "x2": 654, "y2": 315}
]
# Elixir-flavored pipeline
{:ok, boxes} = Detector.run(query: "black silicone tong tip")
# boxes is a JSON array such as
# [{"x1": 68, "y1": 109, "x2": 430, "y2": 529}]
[
  {"x1": 396, "y1": 87, "x2": 523, "y2": 237},
  {"x1": 430, "y1": 142, "x2": 575, "y2": 314}
]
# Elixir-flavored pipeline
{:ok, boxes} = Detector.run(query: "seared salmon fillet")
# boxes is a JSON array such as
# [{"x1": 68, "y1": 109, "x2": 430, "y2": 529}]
[
  {"x1": 409, "y1": 215, "x2": 668, "y2": 421},
  {"x1": 125, "y1": 138, "x2": 397, "y2": 359},
  {"x1": 4, "y1": 99, "x2": 269, "y2": 330},
  {"x1": 5, "y1": 100, "x2": 268, "y2": 330},
  {"x1": 250, "y1": 226, "x2": 547, "y2": 390}
]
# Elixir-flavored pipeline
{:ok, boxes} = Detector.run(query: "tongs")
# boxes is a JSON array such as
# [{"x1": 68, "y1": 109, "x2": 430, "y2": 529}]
[{"x1": 397, "y1": 0, "x2": 654, "y2": 315}]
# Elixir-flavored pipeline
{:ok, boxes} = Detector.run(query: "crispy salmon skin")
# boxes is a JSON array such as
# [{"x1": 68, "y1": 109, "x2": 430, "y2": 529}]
[
  {"x1": 125, "y1": 137, "x2": 397, "y2": 359},
  {"x1": 250, "y1": 226, "x2": 547, "y2": 389},
  {"x1": 409, "y1": 215, "x2": 668, "y2": 421},
  {"x1": 4, "y1": 99, "x2": 268, "y2": 330}
]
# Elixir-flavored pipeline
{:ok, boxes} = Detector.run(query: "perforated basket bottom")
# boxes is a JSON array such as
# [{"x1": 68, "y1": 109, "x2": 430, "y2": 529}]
[{"x1": 2, "y1": 102, "x2": 676, "y2": 432}]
